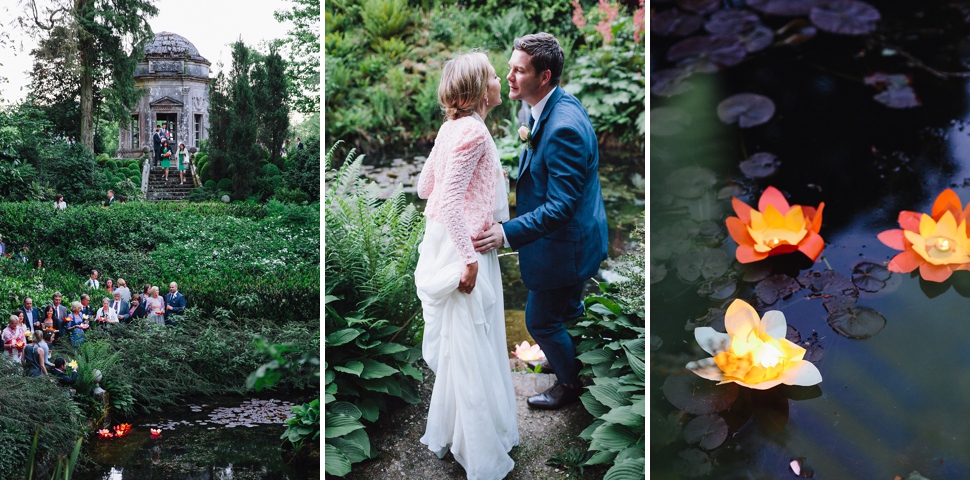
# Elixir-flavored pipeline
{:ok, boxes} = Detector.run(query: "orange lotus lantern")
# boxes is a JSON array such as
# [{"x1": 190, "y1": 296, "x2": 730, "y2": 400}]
[
  {"x1": 726, "y1": 186, "x2": 825, "y2": 263},
  {"x1": 98, "y1": 429, "x2": 113, "y2": 439},
  {"x1": 113, "y1": 423, "x2": 132, "y2": 437},
  {"x1": 511, "y1": 341, "x2": 545, "y2": 362},
  {"x1": 878, "y1": 189, "x2": 970, "y2": 282},
  {"x1": 150, "y1": 428, "x2": 162, "y2": 439}
]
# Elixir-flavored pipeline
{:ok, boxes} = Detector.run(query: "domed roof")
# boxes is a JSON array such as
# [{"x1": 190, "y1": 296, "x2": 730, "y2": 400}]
[{"x1": 144, "y1": 32, "x2": 209, "y2": 64}]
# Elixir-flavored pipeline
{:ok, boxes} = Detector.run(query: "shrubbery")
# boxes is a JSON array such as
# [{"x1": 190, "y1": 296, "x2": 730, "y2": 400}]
[
  {"x1": 0, "y1": 356, "x2": 85, "y2": 478},
  {"x1": 324, "y1": 143, "x2": 425, "y2": 476},
  {"x1": 0, "y1": 201, "x2": 319, "y2": 323}
]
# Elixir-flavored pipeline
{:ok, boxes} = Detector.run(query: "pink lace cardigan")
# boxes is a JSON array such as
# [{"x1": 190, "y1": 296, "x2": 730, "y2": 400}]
[{"x1": 418, "y1": 114, "x2": 498, "y2": 265}]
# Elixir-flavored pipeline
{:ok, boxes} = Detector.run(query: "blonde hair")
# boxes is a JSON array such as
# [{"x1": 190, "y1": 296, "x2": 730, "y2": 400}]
[
  {"x1": 438, "y1": 52, "x2": 491, "y2": 120},
  {"x1": 71, "y1": 301, "x2": 81, "y2": 312}
]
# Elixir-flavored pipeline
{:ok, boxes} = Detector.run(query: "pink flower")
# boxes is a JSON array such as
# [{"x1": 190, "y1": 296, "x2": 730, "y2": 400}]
[
  {"x1": 571, "y1": 0, "x2": 586, "y2": 28},
  {"x1": 633, "y1": 3, "x2": 645, "y2": 43},
  {"x1": 595, "y1": 0, "x2": 621, "y2": 44},
  {"x1": 512, "y1": 341, "x2": 545, "y2": 362}
]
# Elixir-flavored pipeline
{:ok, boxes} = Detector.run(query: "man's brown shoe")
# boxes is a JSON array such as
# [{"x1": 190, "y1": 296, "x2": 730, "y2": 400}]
[{"x1": 527, "y1": 381, "x2": 583, "y2": 410}]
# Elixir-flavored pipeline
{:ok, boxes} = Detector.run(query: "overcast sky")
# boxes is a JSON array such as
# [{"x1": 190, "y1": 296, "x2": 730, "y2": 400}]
[{"x1": 0, "y1": 0, "x2": 296, "y2": 104}]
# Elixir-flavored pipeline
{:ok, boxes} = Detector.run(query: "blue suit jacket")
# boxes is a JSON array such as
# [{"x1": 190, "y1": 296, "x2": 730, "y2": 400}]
[
  {"x1": 165, "y1": 292, "x2": 186, "y2": 316},
  {"x1": 503, "y1": 87, "x2": 609, "y2": 291}
]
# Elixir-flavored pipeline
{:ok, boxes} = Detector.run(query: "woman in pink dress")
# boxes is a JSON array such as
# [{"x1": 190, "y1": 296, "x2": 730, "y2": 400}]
[
  {"x1": 2, "y1": 315, "x2": 27, "y2": 361},
  {"x1": 414, "y1": 52, "x2": 518, "y2": 480}
]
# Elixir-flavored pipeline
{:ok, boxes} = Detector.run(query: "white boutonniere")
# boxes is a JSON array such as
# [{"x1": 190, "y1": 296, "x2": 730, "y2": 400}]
[{"x1": 518, "y1": 124, "x2": 531, "y2": 145}]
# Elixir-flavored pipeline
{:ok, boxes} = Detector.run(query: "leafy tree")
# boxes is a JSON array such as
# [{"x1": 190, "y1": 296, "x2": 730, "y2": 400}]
[
  {"x1": 19, "y1": 0, "x2": 157, "y2": 152},
  {"x1": 206, "y1": 72, "x2": 231, "y2": 183},
  {"x1": 275, "y1": 0, "x2": 320, "y2": 114}
]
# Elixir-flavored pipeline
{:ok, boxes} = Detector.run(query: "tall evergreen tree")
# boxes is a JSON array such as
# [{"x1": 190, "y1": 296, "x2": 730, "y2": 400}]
[
  {"x1": 20, "y1": 0, "x2": 158, "y2": 152},
  {"x1": 226, "y1": 41, "x2": 262, "y2": 200},
  {"x1": 255, "y1": 46, "x2": 290, "y2": 168}
]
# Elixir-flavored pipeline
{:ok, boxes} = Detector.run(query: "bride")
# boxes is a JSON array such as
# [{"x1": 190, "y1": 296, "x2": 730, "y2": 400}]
[{"x1": 415, "y1": 51, "x2": 519, "y2": 479}]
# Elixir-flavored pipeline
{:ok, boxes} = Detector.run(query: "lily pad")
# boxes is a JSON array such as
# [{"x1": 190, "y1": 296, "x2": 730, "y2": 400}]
[
  {"x1": 697, "y1": 277, "x2": 738, "y2": 300},
  {"x1": 663, "y1": 374, "x2": 740, "y2": 414},
  {"x1": 678, "y1": 448, "x2": 713, "y2": 477},
  {"x1": 874, "y1": 87, "x2": 921, "y2": 109},
  {"x1": 748, "y1": 0, "x2": 821, "y2": 16},
  {"x1": 827, "y1": 307, "x2": 886, "y2": 339},
  {"x1": 684, "y1": 306, "x2": 727, "y2": 332},
  {"x1": 668, "y1": 35, "x2": 747, "y2": 72},
  {"x1": 677, "y1": 247, "x2": 730, "y2": 282},
  {"x1": 705, "y1": 9, "x2": 761, "y2": 35},
  {"x1": 652, "y1": 219, "x2": 699, "y2": 261},
  {"x1": 664, "y1": 166, "x2": 717, "y2": 199},
  {"x1": 755, "y1": 274, "x2": 801, "y2": 305},
  {"x1": 653, "y1": 8, "x2": 704, "y2": 37},
  {"x1": 740, "y1": 152, "x2": 781, "y2": 179},
  {"x1": 676, "y1": 0, "x2": 720, "y2": 14},
  {"x1": 651, "y1": 107, "x2": 692, "y2": 136},
  {"x1": 809, "y1": 0, "x2": 880, "y2": 35},
  {"x1": 739, "y1": 260, "x2": 774, "y2": 283},
  {"x1": 738, "y1": 25, "x2": 776, "y2": 53},
  {"x1": 651, "y1": 68, "x2": 694, "y2": 97},
  {"x1": 683, "y1": 414, "x2": 729, "y2": 450},
  {"x1": 697, "y1": 220, "x2": 726, "y2": 245},
  {"x1": 851, "y1": 261, "x2": 892, "y2": 292},
  {"x1": 717, "y1": 93, "x2": 776, "y2": 128},
  {"x1": 786, "y1": 324, "x2": 801, "y2": 343},
  {"x1": 798, "y1": 270, "x2": 859, "y2": 312},
  {"x1": 651, "y1": 262, "x2": 668, "y2": 284},
  {"x1": 651, "y1": 411, "x2": 683, "y2": 446},
  {"x1": 717, "y1": 182, "x2": 746, "y2": 200}
]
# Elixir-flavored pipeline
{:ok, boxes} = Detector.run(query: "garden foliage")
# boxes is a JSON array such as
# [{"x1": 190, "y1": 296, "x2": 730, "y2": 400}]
[
  {"x1": 324, "y1": 143, "x2": 426, "y2": 476},
  {"x1": 325, "y1": 0, "x2": 645, "y2": 154},
  {"x1": 567, "y1": 229, "x2": 646, "y2": 478},
  {"x1": 0, "y1": 356, "x2": 85, "y2": 478},
  {"x1": 0, "y1": 201, "x2": 319, "y2": 323}
]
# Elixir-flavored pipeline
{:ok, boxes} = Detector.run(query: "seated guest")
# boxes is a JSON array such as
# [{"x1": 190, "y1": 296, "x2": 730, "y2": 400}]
[
  {"x1": 23, "y1": 331, "x2": 46, "y2": 377},
  {"x1": 65, "y1": 302, "x2": 87, "y2": 347},
  {"x1": 128, "y1": 298, "x2": 147, "y2": 321},
  {"x1": 95, "y1": 298, "x2": 119, "y2": 325},
  {"x1": 50, "y1": 357, "x2": 77, "y2": 385},
  {"x1": 2, "y1": 315, "x2": 26, "y2": 362},
  {"x1": 111, "y1": 292, "x2": 130, "y2": 324},
  {"x1": 115, "y1": 278, "x2": 132, "y2": 302}
]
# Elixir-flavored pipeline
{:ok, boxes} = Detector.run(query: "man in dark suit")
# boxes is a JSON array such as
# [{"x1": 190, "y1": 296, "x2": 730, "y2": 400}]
[
  {"x1": 79, "y1": 294, "x2": 94, "y2": 322},
  {"x1": 474, "y1": 33, "x2": 608, "y2": 410},
  {"x1": 22, "y1": 297, "x2": 42, "y2": 332},
  {"x1": 152, "y1": 126, "x2": 163, "y2": 167},
  {"x1": 111, "y1": 291, "x2": 131, "y2": 324},
  {"x1": 51, "y1": 357, "x2": 77, "y2": 386},
  {"x1": 50, "y1": 292, "x2": 69, "y2": 340},
  {"x1": 164, "y1": 282, "x2": 186, "y2": 325}
]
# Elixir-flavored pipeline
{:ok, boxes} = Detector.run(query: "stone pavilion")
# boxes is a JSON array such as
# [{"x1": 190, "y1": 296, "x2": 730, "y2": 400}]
[{"x1": 117, "y1": 32, "x2": 211, "y2": 158}]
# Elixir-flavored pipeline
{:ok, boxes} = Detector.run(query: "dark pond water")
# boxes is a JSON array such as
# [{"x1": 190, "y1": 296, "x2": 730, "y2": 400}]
[
  {"x1": 652, "y1": 1, "x2": 970, "y2": 478},
  {"x1": 74, "y1": 395, "x2": 317, "y2": 480}
]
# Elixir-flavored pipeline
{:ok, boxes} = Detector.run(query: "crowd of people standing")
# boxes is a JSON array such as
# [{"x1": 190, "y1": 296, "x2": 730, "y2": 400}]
[{"x1": 1, "y1": 269, "x2": 187, "y2": 376}]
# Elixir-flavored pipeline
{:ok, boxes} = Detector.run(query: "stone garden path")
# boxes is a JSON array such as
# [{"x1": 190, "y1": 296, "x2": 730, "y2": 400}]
[{"x1": 343, "y1": 361, "x2": 604, "y2": 479}]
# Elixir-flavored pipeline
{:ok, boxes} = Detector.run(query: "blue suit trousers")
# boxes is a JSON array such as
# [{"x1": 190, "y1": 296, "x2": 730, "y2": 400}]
[{"x1": 526, "y1": 283, "x2": 585, "y2": 384}]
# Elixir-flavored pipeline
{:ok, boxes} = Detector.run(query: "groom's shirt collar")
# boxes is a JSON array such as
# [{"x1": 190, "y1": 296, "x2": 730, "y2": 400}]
[{"x1": 530, "y1": 87, "x2": 557, "y2": 134}]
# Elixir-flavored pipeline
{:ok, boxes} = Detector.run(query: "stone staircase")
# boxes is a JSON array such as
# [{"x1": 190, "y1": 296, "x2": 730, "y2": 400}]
[{"x1": 145, "y1": 166, "x2": 194, "y2": 202}]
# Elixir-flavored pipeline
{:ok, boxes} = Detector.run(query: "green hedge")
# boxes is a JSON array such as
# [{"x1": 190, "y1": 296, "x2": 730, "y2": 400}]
[{"x1": 0, "y1": 201, "x2": 319, "y2": 322}]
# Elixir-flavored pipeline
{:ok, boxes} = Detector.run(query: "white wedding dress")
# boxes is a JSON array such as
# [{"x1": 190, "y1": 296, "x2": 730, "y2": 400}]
[{"x1": 416, "y1": 161, "x2": 518, "y2": 480}]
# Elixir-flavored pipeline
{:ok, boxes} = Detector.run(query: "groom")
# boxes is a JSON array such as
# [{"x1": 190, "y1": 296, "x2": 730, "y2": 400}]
[{"x1": 474, "y1": 33, "x2": 608, "y2": 409}]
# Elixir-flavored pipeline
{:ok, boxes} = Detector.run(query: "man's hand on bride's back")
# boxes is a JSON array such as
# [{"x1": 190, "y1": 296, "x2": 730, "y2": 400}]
[
  {"x1": 459, "y1": 262, "x2": 479, "y2": 294},
  {"x1": 473, "y1": 223, "x2": 504, "y2": 253}
]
